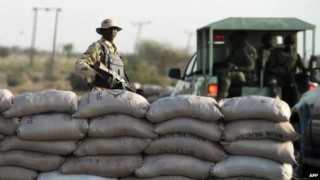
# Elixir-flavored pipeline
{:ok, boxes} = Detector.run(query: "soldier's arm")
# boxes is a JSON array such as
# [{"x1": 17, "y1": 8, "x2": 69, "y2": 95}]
[
  {"x1": 296, "y1": 54, "x2": 308, "y2": 71},
  {"x1": 75, "y1": 42, "x2": 103, "y2": 83}
]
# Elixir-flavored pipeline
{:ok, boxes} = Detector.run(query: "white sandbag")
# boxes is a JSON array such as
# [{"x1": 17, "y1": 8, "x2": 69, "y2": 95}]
[
  {"x1": 73, "y1": 90, "x2": 149, "y2": 119},
  {"x1": 218, "y1": 96, "x2": 291, "y2": 122},
  {"x1": 18, "y1": 113, "x2": 88, "y2": 140},
  {"x1": 89, "y1": 114, "x2": 156, "y2": 138},
  {"x1": 121, "y1": 176, "x2": 195, "y2": 180},
  {"x1": 222, "y1": 140, "x2": 296, "y2": 164},
  {"x1": 159, "y1": 86, "x2": 174, "y2": 97},
  {"x1": 224, "y1": 120, "x2": 299, "y2": 142},
  {"x1": 206, "y1": 177, "x2": 265, "y2": 180},
  {"x1": 135, "y1": 154, "x2": 214, "y2": 179},
  {"x1": 0, "y1": 150, "x2": 65, "y2": 171},
  {"x1": 142, "y1": 84, "x2": 162, "y2": 96},
  {"x1": 2, "y1": 90, "x2": 78, "y2": 118},
  {"x1": 0, "y1": 89, "x2": 13, "y2": 112},
  {"x1": 210, "y1": 155, "x2": 292, "y2": 180},
  {"x1": 0, "y1": 116, "x2": 19, "y2": 135},
  {"x1": 37, "y1": 170, "x2": 117, "y2": 180},
  {"x1": 0, "y1": 166, "x2": 38, "y2": 180},
  {"x1": 144, "y1": 134, "x2": 227, "y2": 162},
  {"x1": 74, "y1": 137, "x2": 150, "y2": 156},
  {"x1": 155, "y1": 118, "x2": 222, "y2": 142},
  {"x1": 146, "y1": 95, "x2": 222, "y2": 123},
  {"x1": 0, "y1": 136, "x2": 78, "y2": 155},
  {"x1": 61, "y1": 155, "x2": 143, "y2": 178}
]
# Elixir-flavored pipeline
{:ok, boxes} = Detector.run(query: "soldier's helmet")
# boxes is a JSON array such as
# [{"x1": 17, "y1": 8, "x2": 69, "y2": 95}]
[
  {"x1": 96, "y1": 19, "x2": 122, "y2": 35},
  {"x1": 284, "y1": 34, "x2": 295, "y2": 45}
]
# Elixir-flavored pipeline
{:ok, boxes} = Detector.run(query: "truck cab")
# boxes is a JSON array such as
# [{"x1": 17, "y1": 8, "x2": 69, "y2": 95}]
[{"x1": 169, "y1": 17, "x2": 317, "y2": 104}]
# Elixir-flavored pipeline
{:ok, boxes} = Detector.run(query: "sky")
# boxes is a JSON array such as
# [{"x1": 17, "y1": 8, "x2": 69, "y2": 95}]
[{"x1": 1, "y1": 0, "x2": 320, "y2": 54}]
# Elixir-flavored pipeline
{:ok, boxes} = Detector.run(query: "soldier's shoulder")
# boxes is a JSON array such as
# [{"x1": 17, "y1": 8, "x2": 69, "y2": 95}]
[{"x1": 86, "y1": 41, "x2": 103, "y2": 51}]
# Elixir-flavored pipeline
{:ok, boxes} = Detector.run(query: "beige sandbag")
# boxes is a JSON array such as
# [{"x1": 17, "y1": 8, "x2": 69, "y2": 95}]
[
  {"x1": 144, "y1": 134, "x2": 227, "y2": 162},
  {"x1": 222, "y1": 140, "x2": 296, "y2": 164},
  {"x1": 142, "y1": 84, "x2": 162, "y2": 96},
  {"x1": 18, "y1": 113, "x2": 88, "y2": 140},
  {"x1": 210, "y1": 155, "x2": 292, "y2": 180},
  {"x1": 224, "y1": 120, "x2": 299, "y2": 142},
  {"x1": 146, "y1": 95, "x2": 222, "y2": 123},
  {"x1": 0, "y1": 150, "x2": 65, "y2": 171},
  {"x1": 206, "y1": 177, "x2": 265, "y2": 180},
  {"x1": 0, "y1": 89, "x2": 13, "y2": 112},
  {"x1": 155, "y1": 118, "x2": 222, "y2": 142},
  {"x1": 121, "y1": 176, "x2": 195, "y2": 180},
  {"x1": 0, "y1": 136, "x2": 78, "y2": 155},
  {"x1": 0, "y1": 116, "x2": 19, "y2": 135},
  {"x1": 135, "y1": 154, "x2": 214, "y2": 179},
  {"x1": 74, "y1": 137, "x2": 150, "y2": 156},
  {"x1": 37, "y1": 170, "x2": 117, "y2": 180},
  {"x1": 73, "y1": 90, "x2": 149, "y2": 119},
  {"x1": 0, "y1": 166, "x2": 37, "y2": 180},
  {"x1": 89, "y1": 114, "x2": 156, "y2": 138},
  {"x1": 61, "y1": 155, "x2": 143, "y2": 178},
  {"x1": 218, "y1": 96, "x2": 291, "y2": 122},
  {"x1": 2, "y1": 90, "x2": 78, "y2": 118}
]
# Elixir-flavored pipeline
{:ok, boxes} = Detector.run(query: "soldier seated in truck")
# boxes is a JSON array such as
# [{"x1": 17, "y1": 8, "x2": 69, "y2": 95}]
[{"x1": 217, "y1": 31, "x2": 258, "y2": 100}]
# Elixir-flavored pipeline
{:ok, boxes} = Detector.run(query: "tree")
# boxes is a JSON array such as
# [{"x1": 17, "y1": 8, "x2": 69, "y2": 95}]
[
  {"x1": 0, "y1": 46, "x2": 10, "y2": 58},
  {"x1": 63, "y1": 43, "x2": 73, "y2": 58}
]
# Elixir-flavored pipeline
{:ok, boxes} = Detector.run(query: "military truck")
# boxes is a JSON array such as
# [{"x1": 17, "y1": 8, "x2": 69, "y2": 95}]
[
  {"x1": 291, "y1": 67, "x2": 320, "y2": 177},
  {"x1": 169, "y1": 17, "x2": 317, "y2": 105}
]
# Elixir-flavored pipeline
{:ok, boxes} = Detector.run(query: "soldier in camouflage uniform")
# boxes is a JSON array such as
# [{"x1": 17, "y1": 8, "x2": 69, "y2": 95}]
[
  {"x1": 75, "y1": 19, "x2": 130, "y2": 92},
  {"x1": 217, "y1": 31, "x2": 258, "y2": 100}
]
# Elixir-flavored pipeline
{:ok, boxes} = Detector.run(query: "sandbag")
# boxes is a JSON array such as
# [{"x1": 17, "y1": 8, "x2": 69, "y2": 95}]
[
  {"x1": 121, "y1": 176, "x2": 195, "y2": 180},
  {"x1": 144, "y1": 134, "x2": 227, "y2": 162},
  {"x1": 0, "y1": 116, "x2": 19, "y2": 135},
  {"x1": 73, "y1": 90, "x2": 149, "y2": 118},
  {"x1": 155, "y1": 118, "x2": 222, "y2": 142},
  {"x1": 218, "y1": 96, "x2": 291, "y2": 122},
  {"x1": 0, "y1": 136, "x2": 78, "y2": 155},
  {"x1": 37, "y1": 170, "x2": 117, "y2": 180},
  {"x1": 210, "y1": 155, "x2": 292, "y2": 180},
  {"x1": 2, "y1": 90, "x2": 78, "y2": 118},
  {"x1": 0, "y1": 89, "x2": 13, "y2": 112},
  {"x1": 206, "y1": 177, "x2": 265, "y2": 180},
  {"x1": 74, "y1": 137, "x2": 150, "y2": 156},
  {"x1": 0, "y1": 166, "x2": 37, "y2": 180},
  {"x1": 222, "y1": 140, "x2": 296, "y2": 164},
  {"x1": 135, "y1": 154, "x2": 214, "y2": 179},
  {"x1": 89, "y1": 114, "x2": 156, "y2": 138},
  {"x1": 61, "y1": 155, "x2": 143, "y2": 178},
  {"x1": 0, "y1": 150, "x2": 65, "y2": 171},
  {"x1": 18, "y1": 113, "x2": 88, "y2": 140},
  {"x1": 142, "y1": 84, "x2": 162, "y2": 96},
  {"x1": 224, "y1": 120, "x2": 299, "y2": 142},
  {"x1": 146, "y1": 95, "x2": 222, "y2": 123}
]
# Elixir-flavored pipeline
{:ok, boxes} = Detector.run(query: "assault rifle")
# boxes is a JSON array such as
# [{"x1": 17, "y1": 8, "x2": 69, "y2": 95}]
[{"x1": 93, "y1": 62, "x2": 137, "y2": 92}]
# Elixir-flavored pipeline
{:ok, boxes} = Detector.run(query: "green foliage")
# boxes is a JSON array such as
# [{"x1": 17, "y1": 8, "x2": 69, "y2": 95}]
[
  {"x1": 63, "y1": 44, "x2": 74, "y2": 58},
  {"x1": 0, "y1": 46, "x2": 10, "y2": 58},
  {"x1": 67, "y1": 72, "x2": 89, "y2": 91}
]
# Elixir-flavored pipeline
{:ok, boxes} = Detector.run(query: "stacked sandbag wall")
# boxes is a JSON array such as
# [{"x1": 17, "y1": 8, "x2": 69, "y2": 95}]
[
  {"x1": 60, "y1": 89, "x2": 151, "y2": 179},
  {"x1": 141, "y1": 84, "x2": 174, "y2": 103},
  {"x1": 0, "y1": 89, "x2": 82, "y2": 180},
  {"x1": 129, "y1": 95, "x2": 225, "y2": 179},
  {"x1": 207, "y1": 96, "x2": 298, "y2": 180}
]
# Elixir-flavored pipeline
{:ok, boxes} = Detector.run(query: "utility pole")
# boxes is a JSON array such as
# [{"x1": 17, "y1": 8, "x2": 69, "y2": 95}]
[
  {"x1": 47, "y1": 8, "x2": 62, "y2": 80},
  {"x1": 185, "y1": 30, "x2": 194, "y2": 52},
  {"x1": 132, "y1": 21, "x2": 150, "y2": 52},
  {"x1": 29, "y1": 7, "x2": 62, "y2": 79},
  {"x1": 29, "y1": 8, "x2": 38, "y2": 67}
]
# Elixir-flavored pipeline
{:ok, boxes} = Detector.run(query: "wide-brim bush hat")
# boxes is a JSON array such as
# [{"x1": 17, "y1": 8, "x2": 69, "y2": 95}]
[{"x1": 96, "y1": 19, "x2": 122, "y2": 34}]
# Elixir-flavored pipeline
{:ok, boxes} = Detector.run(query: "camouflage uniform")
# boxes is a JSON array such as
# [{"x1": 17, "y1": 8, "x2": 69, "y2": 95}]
[
  {"x1": 218, "y1": 39, "x2": 258, "y2": 100},
  {"x1": 75, "y1": 38, "x2": 126, "y2": 91}
]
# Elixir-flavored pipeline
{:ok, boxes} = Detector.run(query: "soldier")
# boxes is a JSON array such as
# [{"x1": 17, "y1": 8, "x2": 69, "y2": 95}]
[
  {"x1": 217, "y1": 31, "x2": 258, "y2": 100},
  {"x1": 75, "y1": 19, "x2": 134, "y2": 92},
  {"x1": 265, "y1": 34, "x2": 309, "y2": 106}
]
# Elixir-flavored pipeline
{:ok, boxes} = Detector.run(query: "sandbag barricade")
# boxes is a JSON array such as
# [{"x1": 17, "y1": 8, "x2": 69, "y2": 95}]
[
  {"x1": 139, "y1": 95, "x2": 224, "y2": 179},
  {"x1": 209, "y1": 95, "x2": 298, "y2": 180},
  {"x1": 66, "y1": 89, "x2": 150, "y2": 178}
]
